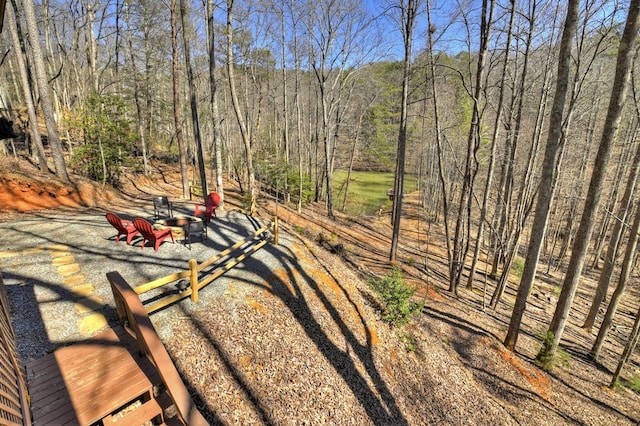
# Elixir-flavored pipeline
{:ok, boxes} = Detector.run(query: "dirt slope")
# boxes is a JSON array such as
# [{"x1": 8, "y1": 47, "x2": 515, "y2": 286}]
[{"x1": 1, "y1": 158, "x2": 638, "y2": 425}]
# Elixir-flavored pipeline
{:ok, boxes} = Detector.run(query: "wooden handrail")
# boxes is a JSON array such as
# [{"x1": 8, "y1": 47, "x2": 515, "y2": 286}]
[
  {"x1": 107, "y1": 271, "x2": 208, "y2": 426},
  {"x1": 0, "y1": 271, "x2": 30, "y2": 426}
]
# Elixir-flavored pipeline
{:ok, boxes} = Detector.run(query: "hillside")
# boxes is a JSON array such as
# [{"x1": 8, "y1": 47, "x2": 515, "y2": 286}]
[{"x1": 0, "y1": 158, "x2": 639, "y2": 425}]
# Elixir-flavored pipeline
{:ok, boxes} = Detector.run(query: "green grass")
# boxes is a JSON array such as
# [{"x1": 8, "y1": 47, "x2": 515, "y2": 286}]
[
  {"x1": 510, "y1": 257, "x2": 524, "y2": 278},
  {"x1": 332, "y1": 170, "x2": 418, "y2": 216},
  {"x1": 628, "y1": 374, "x2": 640, "y2": 393}
]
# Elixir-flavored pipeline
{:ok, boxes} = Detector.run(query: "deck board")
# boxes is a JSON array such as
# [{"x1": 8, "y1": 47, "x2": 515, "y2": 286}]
[{"x1": 26, "y1": 325, "x2": 162, "y2": 426}]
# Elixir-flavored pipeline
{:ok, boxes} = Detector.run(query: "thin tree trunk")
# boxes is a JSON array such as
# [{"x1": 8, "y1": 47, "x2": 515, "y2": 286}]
[
  {"x1": 504, "y1": 0, "x2": 580, "y2": 351},
  {"x1": 390, "y1": 0, "x2": 417, "y2": 263},
  {"x1": 536, "y1": 0, "x2": 640, "y2": 367},
  {"x1": 592, "y1": 200, "x2": 640, "y2": 360},
  {"x1": 125, "y1": 3, "x2": 148, "y2": 177},
  {"x1": 583, "y1": 125, "x2": 640, "y2": 331},
  {"x1": 206, "y1": 0, "x2": 224, "y2": 202},
  {"x1": 342, "y1": 97, "x2": 373, "y2": 213},
  {"x1": 426, "y1": 0, "x2": 452, "y2": 270},
  {"x1": 450, "y1": 0, "x2": 494, "y2": 295},
  {"x1": 227, "y1": 0, "x2": 256, "y2": 212},
  {"x1": 170, "y1": 0, "x2": 188, "y2": 198},
  {"x1": 468, "y1": 0, "x2": 515, "y2": 290},
  {"x1": 6, "y1": 1, "x2": 48, "y2": 172},
  {"x1": 610, "y1": 301, "x2": 640, "y2": 388},
  {"x1": 180, "y1": 0, "x2": 207, "y2": 200},
  {"x1": 21, "y1": 0, "x2": 69, "y2": 181},
  {"x1": 590, "y1": 138, "x2": 630, "y2": 269}
]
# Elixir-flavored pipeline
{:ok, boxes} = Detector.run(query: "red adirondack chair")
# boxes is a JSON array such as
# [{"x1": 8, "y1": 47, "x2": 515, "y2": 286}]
[
  {"x1": 105, "y1": 212, "x2": 139, "y2": 245},
  {"x1": 194, "y1": 192, "x2": 221, "y2": 223},
  {"x1": 132, "y1": 217, "x2": 175, "y2": 252}
]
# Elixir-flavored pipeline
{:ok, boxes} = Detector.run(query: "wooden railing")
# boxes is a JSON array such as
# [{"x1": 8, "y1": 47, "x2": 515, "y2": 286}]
[
  {"x1": 108, "y1": 272, "x2": 208, "y2": 425},
  {"x1": 0, "y1": 271, "x2": 31, "y2": 426},
  {"x1": 136, "y1": 218, "x2": 276, "y2": 314}
]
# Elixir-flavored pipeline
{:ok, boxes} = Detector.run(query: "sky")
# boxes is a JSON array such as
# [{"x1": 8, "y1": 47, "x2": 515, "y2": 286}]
[{"x1": 366, "y1": 0, "x2": 476, "y2": 60}]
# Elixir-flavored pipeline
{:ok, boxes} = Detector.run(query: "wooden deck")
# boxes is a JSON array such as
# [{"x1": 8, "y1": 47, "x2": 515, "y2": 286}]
[
  {"x1": 25, "y1": 325, "x2": 165, "y2": 425},
  {"x1": 0, "y1": 269, "x2": 207, "y2": 426}
]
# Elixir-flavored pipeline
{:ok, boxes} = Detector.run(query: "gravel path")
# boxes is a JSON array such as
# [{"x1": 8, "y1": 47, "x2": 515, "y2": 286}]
[{"x1": 0, "y1": 204, "x2": 279, "y2": 363}]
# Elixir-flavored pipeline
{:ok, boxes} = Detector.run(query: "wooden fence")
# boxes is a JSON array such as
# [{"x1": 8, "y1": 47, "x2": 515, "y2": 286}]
[
  {"x1": 136, "y1": 217, "x2": 277, "y2": 314},
  {"x1": 0, "y1": 271, "x2": 31, "y2": 426}
]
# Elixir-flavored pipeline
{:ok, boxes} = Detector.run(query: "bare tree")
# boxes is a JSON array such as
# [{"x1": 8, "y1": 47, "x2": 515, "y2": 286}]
[
  {"x1": 591, "y1": 199, "x2": 640, "y2": 360},
  {"x1": 536, "y1": 0, "x2": 640, "y2": 368},
  {"x1": 425, "y1": 0, "x2": 452, "y2": 270},
  {"x1": 503, "y1": 0, "x2": 580, "y2": 351},
  {"x1": 6, "y1": 0, "x2": 48, "y2": 172},
  {"x1": 180, "y1": 0, "x2": 207, "y2": 199},
  {"x1": 610, "y1": 291, "x2": 640, "y2": 388},
  {"x1": 227, "y1": 0, "x2": 256, "y2": 211},
  {"x1": 21, "y1": 0, "x2": 69, "y2": 181},
  {"x1": 467, "y1": 0, "x2": 516, "y2": 290},
  {"x1": 390, "y1": 0, "x2": 418, "y2": 263},
  {"x1": 125, "y1": 2, "x2": 149, "y2": 176},
  {"x1": 170, "y1": 0, "x2": 189, "y2": 198},
  {"x1": 206, "y1": 0, "x2": 225, "y2": 202},
  {"x1": 303, "y1": 0, "x2": 373, "y2": 219},
  {"x1": 582, "y1": 124, "x2": 640, "y2": 331},
  {"x1": 490, "y1": 0, "x2": 551, "y2": 308},
  {"x1": 449, "y1": 0, "x2": 495, "y2": 295}
]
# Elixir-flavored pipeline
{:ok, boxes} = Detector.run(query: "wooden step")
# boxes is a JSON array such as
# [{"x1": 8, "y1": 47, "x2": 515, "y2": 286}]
[
  {"x1": 156, "y1": 390, "x2": 185, "y2": 425},
  {"x1": 106, "y1": 397, "x2": 163, "y2": 426}
]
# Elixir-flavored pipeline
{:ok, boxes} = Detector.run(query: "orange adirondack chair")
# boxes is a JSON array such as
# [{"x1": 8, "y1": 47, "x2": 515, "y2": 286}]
[
  {"x1": 194, "y1": 192, "x2": 221, "y2": 223},
  {"x1": 105, "y1": 212, "x2": 139, "y2": 245},
  {"x1": 133, "y1": 217, "x2": 175, "y2": 252}
]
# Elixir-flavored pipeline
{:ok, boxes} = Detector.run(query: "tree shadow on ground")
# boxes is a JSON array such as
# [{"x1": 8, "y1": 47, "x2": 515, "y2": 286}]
[{"x1": 168, "y1": 236, "x2": 409, "y2": 424}]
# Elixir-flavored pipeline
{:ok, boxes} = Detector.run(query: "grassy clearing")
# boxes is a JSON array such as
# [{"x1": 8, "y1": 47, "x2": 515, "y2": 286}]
[{"x1": 332, "y1": 170, "x2": 418, "y2": 216}]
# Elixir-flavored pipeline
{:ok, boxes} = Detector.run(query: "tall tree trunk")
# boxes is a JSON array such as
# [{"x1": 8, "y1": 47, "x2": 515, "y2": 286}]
[
  {"x1": 81, "y1": 0, "x2": 98, "y2": 93},
  {"x1": 227, "y1": 0, "x2": 256, "y2": 212},
  {"x1": 180, "y1": 0, "x2": 207, "y2": 200},
  {"x1": 536, "y1": 0, "x2": 640, "y2": 368},
  {"x1": 390, "y1": 0, "x2": 417, "y2": 263},
  {"x1": 125, "y1": 3, "x2": 148, "y2": 177},
  {"x1": 144, "y1": 20, "x2": 153, "y2": 165},
  {"x1": 6, "y1": 0, "x2": 48, "y2": 172},
  {"x1": 591, "y1": 200, "x2": 640, "y2": 360},
  {"x1": 170, "y1": 0, "x2": 188, "y2": 198},
  {"x1": 426, "y1": 0, "x2": 452, "y2": 270},
  {"x1": 206, "y1": 0, "x2": 224, "y2": 202},
  {"x1": 289, "y1": 0, "x2": 303, "y2": 213},
  {"x1": 590, "y1": 139, "x2": 630, "y2": 269},
  {"x1": 450, "y1": 0, "x2": 494, "y2": 295},
  {"x1": 21, "y1": 0, "x2": 69, "y2": 181},
  {"x1": 504, "y1": 0, "x2": 580, "y2": 351},
  {"x1": 583, "y1": 125, "x2": 640, "y2": 331},
  {"x1": 280, "y1": 3, "x2": 290, "y2": 166},
  {"x1": 490, "y1": 0, "x2": 546, "y2": 306},
  {"x1": 467, "y1": 0, "x2": 515, "y2": 289}
]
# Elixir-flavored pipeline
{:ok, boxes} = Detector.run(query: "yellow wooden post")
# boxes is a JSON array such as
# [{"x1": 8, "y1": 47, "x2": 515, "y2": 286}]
[
  {"x1": 274, "y1": 216, "x2": 279, "y2": 245},
  {"x1": 189, "y1": 258, "x2": 199, "y2": 302}
]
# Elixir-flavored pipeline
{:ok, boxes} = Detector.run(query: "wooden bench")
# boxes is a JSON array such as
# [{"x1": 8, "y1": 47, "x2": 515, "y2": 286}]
[{"x1": 0, "y1": 270, "x2": 208, "y2": 425}]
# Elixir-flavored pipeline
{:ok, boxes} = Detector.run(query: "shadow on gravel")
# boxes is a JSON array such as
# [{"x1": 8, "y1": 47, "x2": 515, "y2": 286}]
[{"x1": 166, "y1": 236, "x2": 410, "y2": 424}]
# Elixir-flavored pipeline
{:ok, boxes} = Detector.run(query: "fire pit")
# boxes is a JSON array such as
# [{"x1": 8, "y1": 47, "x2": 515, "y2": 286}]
[{"x1": 154, "y1": 216, "x2": 202, "y2": 240}]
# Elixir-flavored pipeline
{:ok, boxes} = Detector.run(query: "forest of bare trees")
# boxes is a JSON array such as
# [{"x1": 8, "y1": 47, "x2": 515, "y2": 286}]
[{"x1": 3, "y1": 0, "x2": 640, "y2": 387}]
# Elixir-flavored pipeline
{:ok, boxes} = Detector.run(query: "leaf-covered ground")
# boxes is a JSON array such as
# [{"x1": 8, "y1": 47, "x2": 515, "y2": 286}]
[{"x1": 1, "y1": 157, "x2": 638, "y2": 425}]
